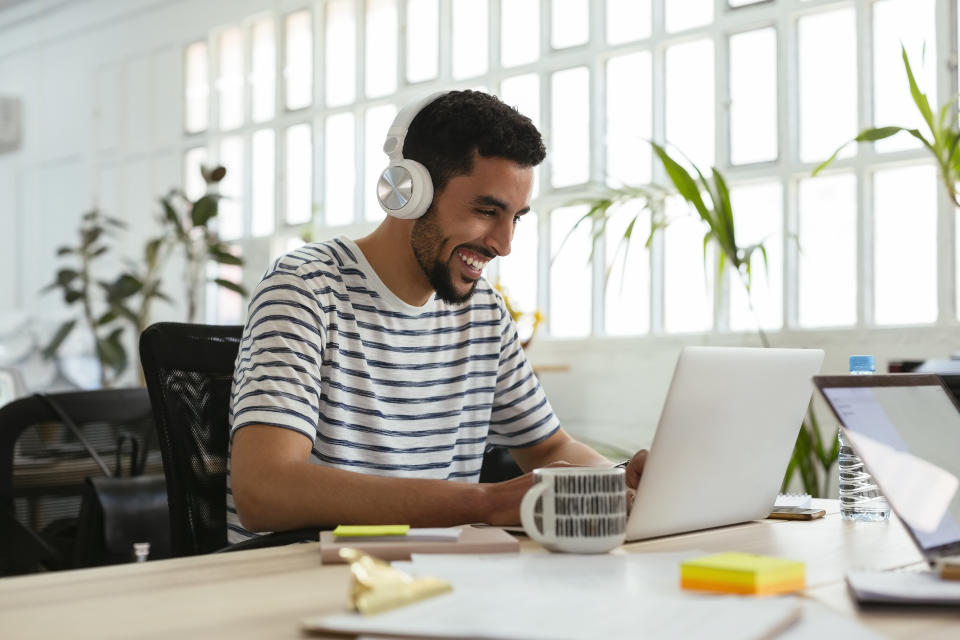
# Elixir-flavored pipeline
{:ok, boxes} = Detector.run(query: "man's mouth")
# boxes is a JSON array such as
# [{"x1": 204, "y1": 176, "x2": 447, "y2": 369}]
[{"x1": 456, "y1": 249, "x2": 490, "y2": 277}]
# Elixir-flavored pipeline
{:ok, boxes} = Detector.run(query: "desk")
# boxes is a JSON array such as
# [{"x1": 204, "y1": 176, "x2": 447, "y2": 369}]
[{"x1": 1, "y1": 500, "x2": 957, "y2": 639}]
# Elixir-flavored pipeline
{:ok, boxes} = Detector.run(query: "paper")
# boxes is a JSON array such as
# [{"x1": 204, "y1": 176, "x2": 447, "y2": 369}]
[
  {"x1": 775, "y1": 493, "x2": 813, "y2": 508},
  {"x1": 842, "y1": 428, "x2": 959, "y2": 532},
  {"x1": 846, "y1": 569, "x2": 960, "y2": 604},
  {"x1": 778, "y1": 600, "x2": 883, "y2": 640},
  {"x1": 306, "y1": 552, "x2": 803, "y2": 639}
]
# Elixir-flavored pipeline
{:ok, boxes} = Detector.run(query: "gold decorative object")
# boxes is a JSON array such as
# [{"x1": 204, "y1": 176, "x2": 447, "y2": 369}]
[
  {"x1": 340, "y1": 548, "x2": 452, "y2": 615},
  {"x1": 494, "y1": 280, "x2": 543, "y2": 349}
]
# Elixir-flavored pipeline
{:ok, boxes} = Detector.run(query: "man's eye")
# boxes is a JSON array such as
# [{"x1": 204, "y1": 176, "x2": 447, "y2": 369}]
[{"x1": 477, "y1": 209, "x2": 497, "y2": 216}]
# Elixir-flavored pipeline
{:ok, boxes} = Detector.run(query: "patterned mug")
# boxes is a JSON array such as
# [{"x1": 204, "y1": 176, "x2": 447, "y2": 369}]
[{"x1": 520, "y1": 467, "x2": 628, "y2": 553}]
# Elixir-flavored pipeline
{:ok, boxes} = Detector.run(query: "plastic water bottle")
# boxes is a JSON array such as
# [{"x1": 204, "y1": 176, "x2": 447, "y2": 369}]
[{"x1": 837, "y1": 355, "x2": 890, "y2": 521}]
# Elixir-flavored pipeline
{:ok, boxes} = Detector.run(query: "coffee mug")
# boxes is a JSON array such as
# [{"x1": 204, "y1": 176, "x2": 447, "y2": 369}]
[{"x1": 519, "y1": 467, "x2": 627, "y2": 553}]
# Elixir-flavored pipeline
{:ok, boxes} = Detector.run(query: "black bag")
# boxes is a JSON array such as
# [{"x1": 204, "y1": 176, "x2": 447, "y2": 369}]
[
  {"x1": 74, "y1": 474, "x2": 171, "y2": 566},
  {"x1": 34, "y1": 393, "x2": 172, "y2": 568}
]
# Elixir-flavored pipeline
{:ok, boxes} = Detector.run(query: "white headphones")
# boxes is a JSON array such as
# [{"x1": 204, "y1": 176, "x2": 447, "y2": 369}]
[{"x1": 377, "y1": 91, "x2": 448, "y2": 219}]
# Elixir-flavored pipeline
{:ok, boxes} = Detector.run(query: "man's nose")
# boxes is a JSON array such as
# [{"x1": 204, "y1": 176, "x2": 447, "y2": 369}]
[{"x1": 486, "y1": 215, "x2": 514, "y2": 257}]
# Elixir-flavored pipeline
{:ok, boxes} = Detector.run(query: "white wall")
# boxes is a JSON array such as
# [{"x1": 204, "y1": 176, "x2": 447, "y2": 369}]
[{"x1": 0, "y1": 0, "x2": 958, "y2": 461}]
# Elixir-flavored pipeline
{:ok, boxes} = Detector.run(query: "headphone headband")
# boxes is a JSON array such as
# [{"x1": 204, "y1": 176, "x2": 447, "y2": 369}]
[{"x1": 382, "y1": 91, "x2": 448, "y2": 160}]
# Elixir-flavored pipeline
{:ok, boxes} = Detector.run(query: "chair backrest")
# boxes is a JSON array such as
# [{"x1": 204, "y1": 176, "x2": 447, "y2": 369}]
[
  {"x1": 139, "y1": 322, "x2": 242, "y2": 557},
  {"x1": 0, "y1": 388, "x2": 153, "y2": 575}
]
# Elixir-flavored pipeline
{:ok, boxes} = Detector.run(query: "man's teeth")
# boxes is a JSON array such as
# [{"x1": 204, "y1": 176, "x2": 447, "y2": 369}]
[{"x1": 458, "y1": 252, "x2": 488, "y2": 270}]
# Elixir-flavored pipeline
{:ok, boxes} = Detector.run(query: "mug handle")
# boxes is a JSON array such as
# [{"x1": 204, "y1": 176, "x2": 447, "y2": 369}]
[{"x1": 520, "y1": 481, "x2": 554, "y2": 546}]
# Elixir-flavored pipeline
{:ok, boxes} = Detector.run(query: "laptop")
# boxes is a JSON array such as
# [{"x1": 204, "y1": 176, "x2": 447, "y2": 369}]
[
  {"x1": 626, "y1": 346, "x2": 825, "y2": 541},
  {"x1": 813, "y1": 373, "x2": 960, "y2": 567}
]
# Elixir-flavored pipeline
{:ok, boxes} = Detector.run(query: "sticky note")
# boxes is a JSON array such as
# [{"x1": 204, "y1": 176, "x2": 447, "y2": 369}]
[
  {"x1": 333, "y1": 525, "x2": 410, "y2": 538},
  {"x1": 681, "y1": 552, "x2": 805, "y2": 596}
]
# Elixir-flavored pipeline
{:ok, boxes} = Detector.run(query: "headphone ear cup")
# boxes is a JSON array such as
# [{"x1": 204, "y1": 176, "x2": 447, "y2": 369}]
[{"x1": 377, "y1": 159, "x2": 434, "y2": 219}]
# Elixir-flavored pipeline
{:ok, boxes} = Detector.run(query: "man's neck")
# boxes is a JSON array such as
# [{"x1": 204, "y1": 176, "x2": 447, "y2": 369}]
[{"x1": 354, "y1": 220, "x2": 434, "y2": 307}]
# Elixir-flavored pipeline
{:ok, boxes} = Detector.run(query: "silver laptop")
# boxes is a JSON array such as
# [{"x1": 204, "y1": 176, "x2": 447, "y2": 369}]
[
  {"x1": 626, "y1": 346, "x2": 824, "y2": 541},
  {"x1": 814, "y1": 374, "x2": 960, "y2": 565}
]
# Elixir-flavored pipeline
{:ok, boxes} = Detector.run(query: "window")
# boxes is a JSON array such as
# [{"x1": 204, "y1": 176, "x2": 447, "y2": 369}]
[{"x1": 181, "y1": 0, "x2": 960, "y2": 335}]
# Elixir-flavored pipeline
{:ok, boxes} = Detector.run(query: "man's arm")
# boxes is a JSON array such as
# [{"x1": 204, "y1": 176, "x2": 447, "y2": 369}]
[
  {"x1": 231, "y1": 425, "x2": 535, "y2": 530},
  {"x1": 508, "y1": 429, "x2": 612, "y2": 472}
]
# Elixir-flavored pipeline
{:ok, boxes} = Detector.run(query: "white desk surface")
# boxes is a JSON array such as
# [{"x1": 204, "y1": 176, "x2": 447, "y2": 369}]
[{"x1": 1, "y1": 500, "x2": 958, "y2": 639}]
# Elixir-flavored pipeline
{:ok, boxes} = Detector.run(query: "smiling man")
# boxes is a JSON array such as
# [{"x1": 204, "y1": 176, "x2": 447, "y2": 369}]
[{"x1": 227, "y1": 91, "x2": 646, "y2": 542}]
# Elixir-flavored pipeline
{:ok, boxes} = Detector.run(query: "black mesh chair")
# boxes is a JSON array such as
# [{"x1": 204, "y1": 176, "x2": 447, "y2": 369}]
[
  {"x1": 0, "y1": 388, "x2": 155, "y2": 575},
  {"x1": 139, "y1": 322, "x2": 317, "y2": 556}
]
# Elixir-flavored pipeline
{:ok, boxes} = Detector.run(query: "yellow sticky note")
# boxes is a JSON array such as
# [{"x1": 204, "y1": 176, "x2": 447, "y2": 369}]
[
  {"x1": 681, "y1": 552, "x2": 805, "y2": 596},
  {"x1": 333, "y1": 525, "x2": 410, "y2": 538}
]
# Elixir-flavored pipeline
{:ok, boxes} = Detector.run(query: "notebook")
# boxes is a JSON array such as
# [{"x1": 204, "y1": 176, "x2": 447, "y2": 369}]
[
  {"x1": 626, "y1": 346, "x2": 824, "y2": 541},
  {"x1": 319, "y1": 524, "x2": 519, "y2": 563}
]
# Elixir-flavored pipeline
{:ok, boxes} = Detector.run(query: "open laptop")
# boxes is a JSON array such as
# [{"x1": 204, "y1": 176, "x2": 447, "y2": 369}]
[
  {"x1": 814, "y1": 373, "x2": 960, "y2": 566},
  {"x1": 626, "y1": 346, "x2": 825, "y2": 541}
]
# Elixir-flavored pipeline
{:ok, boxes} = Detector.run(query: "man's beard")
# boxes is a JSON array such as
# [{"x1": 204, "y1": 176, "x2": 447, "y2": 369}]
[{"x1": 411, "y1": 210, "x2": 480, "y2": 305}]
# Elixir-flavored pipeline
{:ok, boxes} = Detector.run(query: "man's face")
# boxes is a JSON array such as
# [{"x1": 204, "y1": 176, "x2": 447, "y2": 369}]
[{"x1": 410, "y1": 154, "x2": 534, "y2": 304}]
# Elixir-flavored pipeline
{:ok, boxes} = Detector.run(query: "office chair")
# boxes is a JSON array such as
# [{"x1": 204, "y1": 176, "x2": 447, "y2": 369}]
[
  {"x1": 139, "y1": 322, "x2": 318, "y2": 556},
  {"x1": 0, "y1": 388, "x2": 155, "y2": 575}
]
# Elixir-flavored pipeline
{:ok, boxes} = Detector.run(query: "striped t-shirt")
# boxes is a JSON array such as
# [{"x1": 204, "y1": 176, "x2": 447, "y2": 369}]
[{"x1": 226, "y1": 236, "x2": 560, "y2": 542}]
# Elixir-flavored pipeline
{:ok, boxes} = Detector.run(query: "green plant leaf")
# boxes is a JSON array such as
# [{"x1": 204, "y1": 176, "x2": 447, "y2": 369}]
[
  {"x1": 64, "y1": 289, "x2": 84, "y2": 304},
  {"x1": 191, "y1": 194, "x2": 220, "y2": 228},
  {"x1": 56, "y1": 246, "x2": 75, "y2": 256},
  {"x1": 161, "y1": 197, "x2": 186, "y2": 238},
  {"x1": 213, "y1": 278, "x2": 247, "y2": 297},
  {"x1": 208, "y1": 246, "x2": 243, "y2": 265},
  {"x1": 55, "y1": 268, "x2": 80, "y2": 287},
  {"x1": 81, "y1": 226, "x2": 104, "y2": 249},
  {"x1": 97, "y1": 329, "x2": 128, "y2": 376},
  {"x1": 145, "y1": 238, "x2": 163, "y2": 267},
  {"x1": 97, "y1": 310, "x2": 118, "y2": 326},
  {"x1": 41, "y1": 319, "x2": 77, "y2": 359},
  {"x1": 651, "y1": 142, "x2": 711, "y2": 221},
  {"x1": 902, "y1": 44, "x2": 935, "y2": 135}
]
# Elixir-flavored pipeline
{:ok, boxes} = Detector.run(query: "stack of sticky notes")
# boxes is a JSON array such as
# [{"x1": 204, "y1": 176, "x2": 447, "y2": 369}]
[
  {"x1": 332, "y1": 525, "x2": 462, "y2": 542},
  {"x1": 681, "y1": 552, "x2": 805, "y2": 596}
]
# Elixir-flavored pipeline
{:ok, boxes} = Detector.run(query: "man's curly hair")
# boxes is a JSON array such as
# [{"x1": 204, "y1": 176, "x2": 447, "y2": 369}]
[{"x1": 402, "y1": 90, "x2": 546, "y2": 195}]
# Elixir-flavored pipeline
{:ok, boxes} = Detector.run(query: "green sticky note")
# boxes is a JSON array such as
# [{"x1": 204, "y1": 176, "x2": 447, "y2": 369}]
[{"x1": 333, "y1": 524, "x2": 410, "y2": 537}]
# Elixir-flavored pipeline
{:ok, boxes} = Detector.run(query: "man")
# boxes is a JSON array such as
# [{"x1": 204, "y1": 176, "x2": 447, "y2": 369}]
[{"x1": 228, "y1": 90, "x2": 646, "y2": 542}]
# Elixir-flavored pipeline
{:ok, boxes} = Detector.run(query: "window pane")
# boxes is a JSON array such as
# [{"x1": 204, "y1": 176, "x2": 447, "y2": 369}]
[
  {"x1": 550, "y1": 206, "x2": 591, "y2": 337},
  {"x1": 217, "y1": 28, "x2": 244, "y2": 130},
  {"x1": 873, "y1": 0, "x2": 936, "y2": 153},
  {"x1": 607, "y1": 0, "x2": 650, "y2": 44},
  {"x1": 285, "y1": 123, "x2": 312, "y2": 226},
  {"x1": 605, "y1": 207, "x2": 651, "y2": 336},
  {"x1": 217, "y1": 136, "x2": 245, "y2": 240},
  {"x1": 366, "y1": 0, "x2": 398, "y2": 97},
  {"x1": 184, "y1": 41, "x2": 209, "y2": 133},
  {"x1": 498, "y1": 211, "x2": 539, "y2": 327},
  {"x1": 250, "y1": 18, "x2": 276, "y2": 122},
  {"x1": 500, "y1": 74, "x2": 541, "y2": 197},
  {"x1": 550, "y1": 67, "x2": 590, "y2": 187},
  {"x1": 728, "y1": 182, "x2": 782, "y2": 331},
  {"x1": 285, "y1": 10, "x2": 313, "y2": 110},
  {"x1": 502, "y1": 0, "x2": 539, "y2": 68},
  {"x1": 730, "y1": 28, "x2": 777, "y2": 165},
  {"x1": 798, "y1": 174, "x2": 856, "y2": 327},
  {"x1": 666, "y1": 39, "x2": 714, "y2": 169},
  {"x1": 406, "y1": 0, "x2": 438, "y2": 82},
  {"x1": 665, "y1": 0, "x2": 712, "y2": 33},
  {"x1": 452, "y1": 0, "x2": 488, "y2": 80},
  {"x1": 183, "y1": 147, "x2": 208, "y2": 201},
  {"x1": 551, "y1": 0, "x2": 588, "y2": 49},
  {"x1": 365, "y1": 104, "x2": 397, "y2": 221},
  {"x1": 212, "y1": 259, "x2": 244, "y2": 324},
  {"x1": 325, "y1": 112, "x2": 355, "y2": 225},
  {"x1": 251, "y1": 129, "x2": 275, "y2": 237},
  {"x1": 798, "y1": 9, "x2": 856, "y2": 163},
  {"x1": 607, "y1": 51, "x2": 652, "y2": 186},
  {"x1": 326, "y1": 1, "x2": 356, "y2": 106},
  {"x1": 874, "y1": 165, "x2": 937, "y2": 324},
  {"x1": 664, "y1": 198, "x2": 713, "y2": 333}
]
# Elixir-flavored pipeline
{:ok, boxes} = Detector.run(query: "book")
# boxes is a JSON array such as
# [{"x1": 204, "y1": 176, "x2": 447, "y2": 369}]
[{"x1": 319, "y1": 524, "x2": 519, "y2": 564}]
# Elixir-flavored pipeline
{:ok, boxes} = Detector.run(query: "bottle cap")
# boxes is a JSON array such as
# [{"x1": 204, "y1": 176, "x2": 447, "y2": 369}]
[{"x1": 849, "y1": 355, "x2": 875, "y2": 372}]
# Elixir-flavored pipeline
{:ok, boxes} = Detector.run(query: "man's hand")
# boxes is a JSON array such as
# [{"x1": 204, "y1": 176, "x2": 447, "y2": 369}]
[
  {"x1": 623, "y1": 449, "x2": 648, "y2": 490},
  {"x1": 478, "y1": 461, "x2": 580, "y2": 526}
]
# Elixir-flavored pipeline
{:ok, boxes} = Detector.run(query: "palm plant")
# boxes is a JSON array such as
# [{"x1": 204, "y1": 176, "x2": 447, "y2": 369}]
[
  {"x1": 814, "y1": 45, "x2": 959, "y2": 205},
  {"x1": 566, "y1": 142, "x2": 834, "y2": 496}
]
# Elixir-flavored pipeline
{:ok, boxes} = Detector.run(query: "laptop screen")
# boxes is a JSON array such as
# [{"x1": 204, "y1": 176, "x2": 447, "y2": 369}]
[{"x1": 816, "y1": 375, "x2": 960, "y2": 556}]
